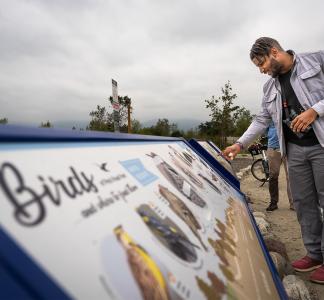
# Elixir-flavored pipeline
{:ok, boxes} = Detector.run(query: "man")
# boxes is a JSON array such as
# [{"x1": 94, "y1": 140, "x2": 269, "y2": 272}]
[
  {"x1": 223, "y1": 37, "x2": 324, "y2": 283},
  {"x1": 265, "y1": 121, "x2": 294, "y2": 212}
]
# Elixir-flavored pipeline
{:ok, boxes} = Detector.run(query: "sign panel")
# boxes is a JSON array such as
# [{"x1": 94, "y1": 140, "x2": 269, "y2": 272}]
[
  {"x1": 189, "y1": 139, "x2": 239, "y2": 189},
  {"x1": 198, "y1": 141, "x2": 237, "y2": 178},
  {"x1": 0, "y1": 135, "x2": 285, "y2": 299}
]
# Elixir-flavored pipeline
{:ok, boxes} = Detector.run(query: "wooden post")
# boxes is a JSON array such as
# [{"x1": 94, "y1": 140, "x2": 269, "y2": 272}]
[{"x1": 127, "y1": 102, "x2": 132, "y2": 133}]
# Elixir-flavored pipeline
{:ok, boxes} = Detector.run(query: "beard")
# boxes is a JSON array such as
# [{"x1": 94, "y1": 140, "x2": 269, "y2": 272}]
[{"x1": 269, "y1": 57, "x2": 285, "y2": 78}]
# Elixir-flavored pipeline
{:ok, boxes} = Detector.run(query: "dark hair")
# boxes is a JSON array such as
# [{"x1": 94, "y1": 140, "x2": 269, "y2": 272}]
[{"x1": 250, "y1": 37, "x2": 284, "y2": 60}]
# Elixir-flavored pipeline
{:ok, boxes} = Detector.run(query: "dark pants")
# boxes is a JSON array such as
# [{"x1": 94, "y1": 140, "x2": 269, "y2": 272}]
[
  {"x1": 287, "y1": 143, "x2": 324, "y2": 261},
  {"x1": 267, "y1": 148, "x2": 293, "y2": 207}
]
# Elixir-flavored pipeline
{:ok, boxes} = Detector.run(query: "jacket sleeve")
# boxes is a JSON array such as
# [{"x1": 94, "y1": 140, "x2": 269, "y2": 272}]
[
  {"x1": 311, "y1": 50, "x2": 324, "y2": 117},
  {"x1": 237, "y1": 97, "x2": 272, "y2": 149}
]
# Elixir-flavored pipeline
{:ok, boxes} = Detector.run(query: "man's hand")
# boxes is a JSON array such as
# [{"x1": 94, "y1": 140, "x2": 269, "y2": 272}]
[
  {"x1": 291, "y1": 108, "x2": 318, "y2": 133},
  {"x1": 223, "y1": 144, "x2": 241, "y2": 160}
]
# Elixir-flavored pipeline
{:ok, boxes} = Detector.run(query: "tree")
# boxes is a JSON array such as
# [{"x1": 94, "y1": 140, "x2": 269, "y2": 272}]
[
  {"x1": 183, "y1": 127, "x2": 200, "y2": 140},
  {"x1": 108, "y1": 95, "x2": 132, "y2": 130},
  {"x1": 0, "y1": 118, "x2": 8, "y2": 125},
  {"x1": 87, "y1": 105, "x2": 114, "y2": 131},
  {"x1": 171, "y1": 129, "x2": 184, "y2": 137},
  {"x1": 133, "y1": 118, "x2": 180, "y2": 137},
  {"x1": 40, "y1": 121, "x2": 53, "y2": 128},
  {"x1": 87, "y1": 95, "x2": 132, "y2": 132},
  {"x1": 205, "y1": 81, "x2": 241, "y2": 148},
  {"x1": 198, "y1": 121, "x2": 218, "y2": 138},
  {"x1": 131, "y1": 119, "x2": 142, "y2": 134},
  {"x1": 154, "y1": 118, "x2": 169, "y2": 136},
  {"x1": 233, "y1": 108, "x2": 254, "y2": 136}
]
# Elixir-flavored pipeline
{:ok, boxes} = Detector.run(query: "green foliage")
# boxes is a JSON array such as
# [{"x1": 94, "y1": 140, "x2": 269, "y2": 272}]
[
  {"x1": 233, "y1": 108, "x2": 254, "y2": 136},
  {"x1": 198, "y1": 121, "x2": 218, "y2": 138},
  {"x1": 132, "y1": 118, "x2": 182, "y2": 137},
  {"x1": 40, "y1": 121, "x2": 53, "y2": 128},
  {"x1": 108, "y1": 95, "x2": 132, "y2": 127},
  {"x1": 152, "y1": 118, "x2": 172, "y2": 136},
  {"x1": 202, "y1": 81, "x2": 252, "y2": 147},
  {"x1": 0, "y1": 117, "x2": 8, "y2": 125},
  {"x1": 88, "y1": 96, "x2": 132, "y2": 132},
  {"x1": 182, "y1": 127, "x2": 199, "y2": 140},
  {"x1": 204, "y1": 81, "x2": 240, "y2": 147},
  {"x1": 131, "y1": 119, "x2": 142, "y2": 134},
  {"x1": 87, "y1": 105, "x2": 114, "y2": 131}
]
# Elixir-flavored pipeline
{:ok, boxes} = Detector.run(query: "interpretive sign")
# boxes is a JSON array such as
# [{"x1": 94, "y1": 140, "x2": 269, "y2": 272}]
[{"x1": 0, "y1": 127, "x2": 286, "y2": 299}]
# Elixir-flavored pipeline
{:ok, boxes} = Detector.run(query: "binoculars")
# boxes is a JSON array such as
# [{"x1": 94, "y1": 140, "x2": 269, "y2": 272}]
[{"x1": 283, "y1": 108, "x2": 311, "y2": 138}]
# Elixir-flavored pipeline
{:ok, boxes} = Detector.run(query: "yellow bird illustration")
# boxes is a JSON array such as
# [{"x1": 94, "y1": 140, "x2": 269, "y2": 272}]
[{"x1": 114, "y1": 226, "x2": 170, "y2": 300}]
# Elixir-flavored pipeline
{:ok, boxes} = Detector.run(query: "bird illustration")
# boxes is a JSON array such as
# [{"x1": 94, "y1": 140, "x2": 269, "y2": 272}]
[
  {"x1": 147, "y1": 152, "x2": 206, "y2": 208},
  {"x1": 138, "y1": 208, "x2": 199, "y2": 262},
  {"x1": 114, "y1": 226, "x2": 170, "y2": 300},
  {"x1": 97, "y1": 162, "x2": 110, "y2": 172},
  {"x1": 159, "y1": 184, "x2": 208, "y2": 251}
]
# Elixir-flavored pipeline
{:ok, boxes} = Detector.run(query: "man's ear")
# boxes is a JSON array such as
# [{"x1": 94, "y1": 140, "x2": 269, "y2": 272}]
[{"x1": 271, "y1": 47, "x2": 278, "y2": 58}]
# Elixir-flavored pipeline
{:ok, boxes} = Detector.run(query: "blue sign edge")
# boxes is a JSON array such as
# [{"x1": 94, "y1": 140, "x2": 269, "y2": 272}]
[
  {"x1": 0, "y1": 226, "x2": 72, "y2": 300},
  {"x1": 0, "y1": 125, "x2": 182, "y2": 142},
  {"x1": 188, "y1": 139, "x2": 240, "y2": 189}
]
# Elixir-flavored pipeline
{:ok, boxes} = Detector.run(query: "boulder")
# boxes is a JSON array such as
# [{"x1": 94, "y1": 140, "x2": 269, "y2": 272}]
[
  {"x1": 264, "y1": 238, "x2": 289, "y2": 260},
  {"x1": 269, "y1": 252, "x2": 292, "y2": 279},
  {"x1": 282, "y1": 275, "x2": 312, "y2": 300},
  {"x1": 242, "y1": 166, "x2": 251, "y2": 175},
  {"x1": 254, "y1": 216, "x2": 270, "y2": 235},
  {"x1": 253, "y1": 211, "x2": 267, "y2": 220}
]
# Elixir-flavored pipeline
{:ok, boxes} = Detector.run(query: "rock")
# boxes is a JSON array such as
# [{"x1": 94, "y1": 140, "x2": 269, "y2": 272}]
[
  {"x1": 304, "y1": 281, "x2": 319, "y2": 300},
  {"x1": 264, "y1": 238, "x2": 289, "y2": 260},
  {"x1": 269, "y1": 252, "x2": 292, "y2": 279},
  {"x1": 244, "y1": 194, "x2": 253, "y2": 204},
  {"x1": 254, "y1": 216, "x2": 270, "y2": 235},
  {"x1": 253, "y1": 211, "x2": 267, "y2": 220},
  {"x1": 236, "y1": 166, "x2": 251, "y2": 181},
  {"x1": 262, "y1": 231, "x2": 276, "y2": 240},
  {"x1": 242, "y1": 166, "x2": 251, "y2": 175},
  {"x1": 282, "y1": 275, "x2": 312, "y2": 300}
]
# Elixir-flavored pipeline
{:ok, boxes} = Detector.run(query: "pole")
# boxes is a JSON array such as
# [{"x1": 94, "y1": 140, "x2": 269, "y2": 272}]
[
  {"x1": 127, "y1": 102, "x2": 132, "y2": 133},
  {"x1": 111, "y1": 79, "x2": 120, "y2": 132}
]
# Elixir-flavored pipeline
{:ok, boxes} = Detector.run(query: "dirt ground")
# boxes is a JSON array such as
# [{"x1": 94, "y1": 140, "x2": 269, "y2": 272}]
[{"x1": 232, "y1": 158, "x2": 324, "y2": 299}]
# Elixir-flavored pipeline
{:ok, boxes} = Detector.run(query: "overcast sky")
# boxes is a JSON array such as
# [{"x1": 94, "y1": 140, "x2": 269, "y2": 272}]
[{"x1": 1, "y1": 0, "x2": 324, "y2": 128}]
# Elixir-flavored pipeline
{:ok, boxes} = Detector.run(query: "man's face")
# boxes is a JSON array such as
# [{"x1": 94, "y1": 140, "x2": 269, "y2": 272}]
[{"x1": 252, "y1": 54, "x2": 284, "y2": 78}]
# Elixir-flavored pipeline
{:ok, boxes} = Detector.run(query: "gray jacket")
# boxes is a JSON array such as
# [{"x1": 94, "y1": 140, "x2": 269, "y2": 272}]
[{"x1": 237, "y1": 50, "x2": 324, "y2": 156}]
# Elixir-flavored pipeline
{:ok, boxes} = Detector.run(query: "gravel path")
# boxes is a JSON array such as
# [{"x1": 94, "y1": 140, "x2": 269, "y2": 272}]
[
  {"x1": 238, "y1": 162, "x2": 324, "y2": 299},
  {"x1": 230, "y1": 156, "x2": 253, "y2": 173}
]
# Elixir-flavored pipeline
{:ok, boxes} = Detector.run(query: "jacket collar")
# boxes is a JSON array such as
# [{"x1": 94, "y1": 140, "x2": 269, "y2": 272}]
[{"x1": 287, "y1": 49, "x2": 296, "y2": 63}]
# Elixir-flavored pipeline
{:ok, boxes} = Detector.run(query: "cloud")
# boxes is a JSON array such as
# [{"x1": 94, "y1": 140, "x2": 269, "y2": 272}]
[{"x1": 0, "y1": 0, "x2": 324, "y2": 127}]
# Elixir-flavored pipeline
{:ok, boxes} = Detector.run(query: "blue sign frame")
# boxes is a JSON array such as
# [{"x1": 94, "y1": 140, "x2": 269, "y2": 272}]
[{"x1": 0, "y1": 125, "x2": 287, "y2": 300}]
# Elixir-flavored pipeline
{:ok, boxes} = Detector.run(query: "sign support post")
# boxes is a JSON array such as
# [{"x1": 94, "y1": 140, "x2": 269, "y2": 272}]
[{"x1": 111, "y1": 79, "x2": 120, "y2": 132}]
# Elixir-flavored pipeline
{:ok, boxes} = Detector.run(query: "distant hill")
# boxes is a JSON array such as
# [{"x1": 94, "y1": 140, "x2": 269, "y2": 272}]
[
  {"x1": 44, "y1": 118, "x2": 204, "y2": 131},
  {"x1": 53, "y1": 120, "x2": 89, "y2": 129}
]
